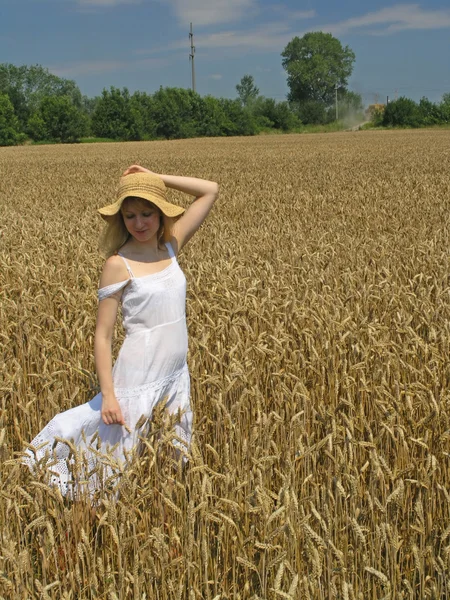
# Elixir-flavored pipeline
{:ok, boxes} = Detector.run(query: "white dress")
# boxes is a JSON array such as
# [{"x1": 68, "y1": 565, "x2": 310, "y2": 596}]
[{"x1": 24, "y1": 242, "x2": 192, "y2": 496}]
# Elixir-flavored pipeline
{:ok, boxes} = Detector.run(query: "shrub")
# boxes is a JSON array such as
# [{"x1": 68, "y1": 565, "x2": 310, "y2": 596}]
[
  {"x1": 382, "y1": 97, "x2": 421, "y2": 128},
  {"x1": 418, "y1": 97, "x2": 443, "y2": 126},
  {"x1": 197, "y1": 96, "x2": 230, "y2": 137},
  {"x1": 218, "y1": 99, "x2": 258, "y2": 136},
  {"x1": 253, "y1": 98, "x2": 301, "y2": 131}
]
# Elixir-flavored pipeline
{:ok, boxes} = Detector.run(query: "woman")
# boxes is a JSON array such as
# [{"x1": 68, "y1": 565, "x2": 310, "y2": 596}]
[{"x1": 24, "y1": 164, "x2": 219, "y2": 496}]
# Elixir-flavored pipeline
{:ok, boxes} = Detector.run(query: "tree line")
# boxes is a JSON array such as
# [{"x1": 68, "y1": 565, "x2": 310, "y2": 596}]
[
  {"x1": 370, "y1": 95, "x2": 450, "y2": 128},
  {"x1": 0, "y1": 33, "x2": 448, "y2": 146},
  {"x1": 0, "y1": 68, "x2": 362, "y2": 146}
]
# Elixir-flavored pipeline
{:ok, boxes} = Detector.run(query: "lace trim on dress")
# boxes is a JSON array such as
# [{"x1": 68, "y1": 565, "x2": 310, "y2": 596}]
[
  {"x1": 114, "y1": 363, "x2": 188, "y2": 398},
  {"x1": 98, "y1": 279, "x2": 130, "y2": 301},
  {"x1": 130, "y1": 261, "x2": 177, "y2": 284}
]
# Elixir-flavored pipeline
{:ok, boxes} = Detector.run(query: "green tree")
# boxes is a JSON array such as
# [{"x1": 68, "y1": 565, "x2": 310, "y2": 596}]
[
  {"x1": 150, "y1": 87, "x2": 202, "y2": 139},
  {"x1": 236, "y1": 74, "x2": 260, "y2": 107},
  {"x1": 382, "y1": 97, "x2": 421, "y2": 128},
  {"x1": 197, "y1": 96, "x2": 230, "y2": 137},
  {"x1": 27, "y1": 112, "x2": 46, "y2": 141},
  {"x1": 91, "y1": 87, "x2": 141, "y2": 140},
  {"x1": 0, "y1": 63, "x2": 82, "y2": 130},
  {"x1": 130, "y1": 91, "x2": 157, "y2": 140},
  {"x1": 82, "y1": 95, "x2": 99, "y2": 117},
  {"x1": 28, "y1": 95, "x2": 88, "y2": 143},
  {"x1": 418, "y1": 97, "x2": 442, "y2": 125},
  {"x1": 253, "y1": 97, "x2": 301, "y2": 130},
  {"x1": 273, "y1": 101, "x2": 302, "y2": 130},
  {"x1": 218, "y1": 99, "x2": 258, "y2": 136},
  {"x1": 440, "y1": 93, "x2": 450, "y2": 123},
  {"x1": 281, "y1": 32, "x2": 355, "y2": 106},
  {"x1": 0, "y1": 93, "x2": 23, "y2": 146},
  {"x1": 252, "y1": 97, "x2": 277, "y2": 128}
]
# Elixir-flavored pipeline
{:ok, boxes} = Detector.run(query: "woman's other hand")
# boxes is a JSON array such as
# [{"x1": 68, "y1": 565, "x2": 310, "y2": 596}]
[
  {"x1": 101, "y1": 394, "x2": 125, "y2": 426},
  {"x1": 122, "y1": 165, "x2": 156, "y2": 177}
]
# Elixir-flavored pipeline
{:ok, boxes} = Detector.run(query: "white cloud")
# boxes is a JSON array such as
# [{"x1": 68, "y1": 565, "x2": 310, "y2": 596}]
[
  {"x1": 135, "y1": 3, "x2": 450, "y2": 60},
  {"x1": 195, "y1": 4, "x2": 450, "y2": 51},
  {"x1": 322, "y1": 4, "x2": 450, "y2": 36},
  {"x1": 49, "y1": 57, "x2": 166, "y2": 77},
  {"x1": 170, "y1": 0, "x2": 256, "y2": 26},
  {"x1": 194, "y1": 22, "x2": 295, "y2": 51},
  {"x1": 135, "y1": 25, "x2": 287, "y2": 59},
  {"x1": 209, "y1": 74, "x2": 223, "y2": 80},
  {"x1": 73, "y1": 0, "x2": 450, "y2": 37}
]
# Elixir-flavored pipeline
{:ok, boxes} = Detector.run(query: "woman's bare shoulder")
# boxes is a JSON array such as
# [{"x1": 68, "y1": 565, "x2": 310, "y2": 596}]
[{"x1": 99, "y1": 255, "x2": 129, "y2": 288}]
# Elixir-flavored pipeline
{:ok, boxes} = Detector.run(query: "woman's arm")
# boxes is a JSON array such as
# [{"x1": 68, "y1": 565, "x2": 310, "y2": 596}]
[
  {"x1": 95, "y1": 257, "x2": 128, "y2": 425},
  {"x1": 122, "y1": 165, "x2": 219, "y2": 252},
  {"x1": 163, "y1": 173, "x2": 219, "y2": 252}
]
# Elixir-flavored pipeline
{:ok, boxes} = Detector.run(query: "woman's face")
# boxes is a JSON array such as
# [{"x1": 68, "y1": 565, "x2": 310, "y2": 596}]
[{"x1": 121, "y1": 198, "x2": 162, "y2": 243}]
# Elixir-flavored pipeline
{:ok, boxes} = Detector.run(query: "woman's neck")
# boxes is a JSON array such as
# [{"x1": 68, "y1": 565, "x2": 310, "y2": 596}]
[{"x1": 123, "y1": 238, "x2": 165, "y2": 258}]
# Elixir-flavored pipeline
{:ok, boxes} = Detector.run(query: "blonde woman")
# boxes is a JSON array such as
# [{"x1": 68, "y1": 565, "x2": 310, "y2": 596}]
[{"x1": 24, "y1": 164, "x2": 219, "y2": 495}]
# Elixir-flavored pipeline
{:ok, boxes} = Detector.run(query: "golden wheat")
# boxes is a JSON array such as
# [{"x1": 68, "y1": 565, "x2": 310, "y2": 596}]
[{"x1": 1, "y1": 129, "x2": 450, "y2": 598}]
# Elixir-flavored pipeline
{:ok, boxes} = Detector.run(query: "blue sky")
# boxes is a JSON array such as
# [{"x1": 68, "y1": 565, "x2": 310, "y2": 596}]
[{"x1": 1, "y1": 0, "x2": 449, "y2": 105}]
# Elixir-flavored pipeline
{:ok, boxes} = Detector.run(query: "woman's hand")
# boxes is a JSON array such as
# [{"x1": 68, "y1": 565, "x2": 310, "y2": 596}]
[
  {"x1": 122, "y1": 165, "x2": 156, "y2": 177},
  {"x1": 101, "y1": 394, "x2": 125, "y2": 426}
]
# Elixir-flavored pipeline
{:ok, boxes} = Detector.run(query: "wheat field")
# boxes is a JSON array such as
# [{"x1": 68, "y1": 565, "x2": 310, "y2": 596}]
[{"x1": 1, "y1": 130, "x2": 450, "y2": 599}]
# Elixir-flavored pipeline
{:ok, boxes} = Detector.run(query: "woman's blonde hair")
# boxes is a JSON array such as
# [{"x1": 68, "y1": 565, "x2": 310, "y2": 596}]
[{"x1": 99, "y1": 198, "x2": 178, "y2": 258}]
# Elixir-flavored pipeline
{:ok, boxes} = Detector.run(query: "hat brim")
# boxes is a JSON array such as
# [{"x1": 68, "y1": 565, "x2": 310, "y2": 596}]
[{"x1": 98, "y1": 193, "x2": 185, "y2": 221}]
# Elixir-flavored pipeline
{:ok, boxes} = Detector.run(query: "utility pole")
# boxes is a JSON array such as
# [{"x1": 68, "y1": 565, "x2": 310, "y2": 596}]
[
  {"x1": 189, "y1": 23, "x2": 196, "y2": 93},
  {"x1": 335, "y1": 83, "x2": 339, "y2": 121}
]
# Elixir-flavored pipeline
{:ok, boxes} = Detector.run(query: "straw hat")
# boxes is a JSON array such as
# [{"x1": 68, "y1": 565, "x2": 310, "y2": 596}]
[{"x1": 98, "y1": 172, "x2": 185, "y2": 220}]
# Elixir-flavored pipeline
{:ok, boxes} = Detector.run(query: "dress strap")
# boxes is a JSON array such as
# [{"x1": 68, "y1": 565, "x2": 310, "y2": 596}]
[
  {"x1": 117, "y1": 253, "x2": 135, "y2": 277},
  {"x1": 165, "y1": 242, "x2": 176, "y2": 260}
]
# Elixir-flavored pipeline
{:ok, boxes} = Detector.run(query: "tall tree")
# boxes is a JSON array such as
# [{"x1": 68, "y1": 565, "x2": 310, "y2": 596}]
[
  {"x1": 236, "y1": 75, "x2": 259, "y2": 107},
  {"x1": 281, "y1": 32, "x2": 355, "y2": 106},
  {"x1": 0, "y1": 63, "x2": 82, "y2": 129}
]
